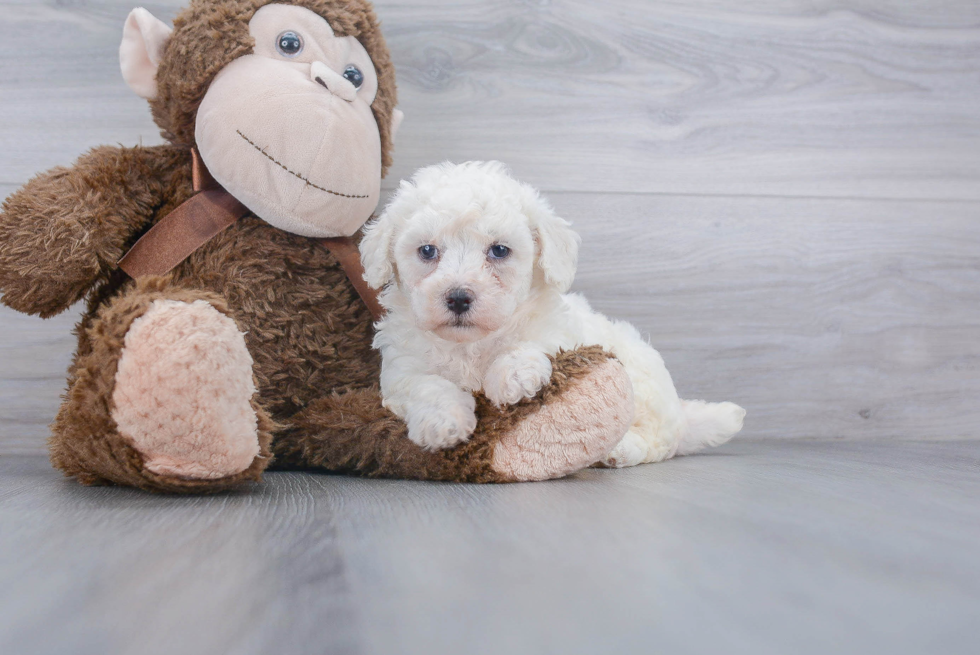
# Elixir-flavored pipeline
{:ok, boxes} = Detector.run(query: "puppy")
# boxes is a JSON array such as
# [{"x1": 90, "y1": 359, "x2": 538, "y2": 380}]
[{"x1": 360, "y1": 161, "x2": 745, "y2": 466}]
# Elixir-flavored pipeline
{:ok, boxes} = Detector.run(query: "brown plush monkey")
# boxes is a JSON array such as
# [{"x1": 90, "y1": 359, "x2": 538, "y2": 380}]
[{"x1": 0, "y1": 0, "x2": 633, "y2": 493}]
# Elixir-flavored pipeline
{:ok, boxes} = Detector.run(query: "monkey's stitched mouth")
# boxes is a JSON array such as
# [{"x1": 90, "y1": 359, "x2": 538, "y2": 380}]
[{"x1": 235, "y1": 130, "x2": 369, "y2": 199}]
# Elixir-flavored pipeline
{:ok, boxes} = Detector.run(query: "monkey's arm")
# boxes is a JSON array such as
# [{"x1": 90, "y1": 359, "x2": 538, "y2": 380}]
[
  {"x1": 275, "y1": 347, "x2": 632, "y2": 482},
  {"x1": 0, "y1": 145, "x2": 189, "y2": 317}
]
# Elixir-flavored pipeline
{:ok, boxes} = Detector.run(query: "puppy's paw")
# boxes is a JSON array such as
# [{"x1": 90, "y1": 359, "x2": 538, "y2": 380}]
[
  {"x1": 405, "y1": 389, "x2": 478, "y2": 451},
  {"x1": 483, "y1": 349, "x2": 553, "y2": 407},
  {"x1": 599, "y1": 430, "x2": 648, "y2": 468}
]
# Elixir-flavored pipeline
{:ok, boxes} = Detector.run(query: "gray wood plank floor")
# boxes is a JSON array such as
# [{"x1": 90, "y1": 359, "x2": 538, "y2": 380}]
[
  {"x1": 3, "y1": 0, "x2": 980, "y2": 452},
  {"x1": 2, "y1": 440, "x2": 978, "y2": 655},
  {"x1": 2, "y1": 4, "x2": 979, "y2": 653},
  {"x1": 4, "y1": 192, "x2": 979, "y2": 451},
  {"x1": 3, "y1": 1, "x2": 980, "y2": 199}
]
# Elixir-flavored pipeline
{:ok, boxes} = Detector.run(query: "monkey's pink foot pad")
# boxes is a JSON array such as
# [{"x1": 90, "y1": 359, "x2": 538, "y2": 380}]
[
  {"x1": 492, "y1": 357, "x2": 635, "y2": 481},
  {"x1": 112, "y1": 299, "x2": 260, "y2": 479}
]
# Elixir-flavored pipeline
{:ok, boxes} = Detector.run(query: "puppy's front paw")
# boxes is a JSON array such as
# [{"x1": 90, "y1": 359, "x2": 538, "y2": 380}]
[
  {"x1": 405, "y1": 390, "x2": 478, "y2": 451},
  {"x1": 483, "y1": 349, "x2": 553, "y2": 407}
]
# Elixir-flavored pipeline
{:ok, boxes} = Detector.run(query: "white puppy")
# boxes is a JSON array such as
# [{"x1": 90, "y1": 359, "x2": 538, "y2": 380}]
[{"x1": 360, "y1": 161, "x2": 745, "y2": 466}]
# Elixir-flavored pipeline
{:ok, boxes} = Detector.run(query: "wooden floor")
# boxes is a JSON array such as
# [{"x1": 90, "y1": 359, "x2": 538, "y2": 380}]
[
  {"x1": 1, "y1": 440, "x2": 978, "y2": 655},
  {"x1": 2, "y1": 2, "x2": 979, "y2": 653},
  {"x1": 3, "y1": 0, "x2": 980, "y2": 449}
]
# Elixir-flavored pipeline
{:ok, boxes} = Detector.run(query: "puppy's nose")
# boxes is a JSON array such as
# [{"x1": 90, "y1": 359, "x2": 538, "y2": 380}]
[{"x1": 446, "y1": 288, "x2": 474, "y2": 315}]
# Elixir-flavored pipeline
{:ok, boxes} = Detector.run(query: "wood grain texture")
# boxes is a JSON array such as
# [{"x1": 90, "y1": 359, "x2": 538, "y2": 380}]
[
  {"x1": 1, "y1": 440, "x2": 978, "y2": 655},
  {"x1": 3, "y1": 1, "x2": 980, "y2": 453},
  {"x1": 0, "y1": 1, "x2": 978, "y2": 198},
  {"x1": 381, "y1": 0, "x2": 980, "y2": 199},
  {"x1": 0, "y1": 309, "x2": 76, "y2": 454},
  {"x1": 2, "y1": 5, "x2": 979, "y2": 653},
  {"x1": 559, "y1": 192, "x2": 980, "y2": 441},
  {"x1": 4, "y1": 190, "x2": 979, "y2": 453}
]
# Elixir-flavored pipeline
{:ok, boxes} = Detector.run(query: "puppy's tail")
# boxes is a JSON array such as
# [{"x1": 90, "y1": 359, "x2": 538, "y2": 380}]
[{"x1": 676, "y1": 400, "x2": 745, "y2": 456}]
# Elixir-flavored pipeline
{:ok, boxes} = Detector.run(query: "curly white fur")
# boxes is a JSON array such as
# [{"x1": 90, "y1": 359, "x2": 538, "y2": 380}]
[{"x1": 361, "y1": 161, "x2": 745, "y2": 465}]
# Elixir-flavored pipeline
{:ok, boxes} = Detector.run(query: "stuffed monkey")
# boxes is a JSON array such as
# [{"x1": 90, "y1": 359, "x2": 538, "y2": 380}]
[{"x1": 0, "y1": 0, "x2": 633, "y2": 493}]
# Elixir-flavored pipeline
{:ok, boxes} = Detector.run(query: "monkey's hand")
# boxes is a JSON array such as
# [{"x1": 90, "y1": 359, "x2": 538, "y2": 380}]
[{"x1": 0, "y1": 145, "x2": 187, "y2": 317}]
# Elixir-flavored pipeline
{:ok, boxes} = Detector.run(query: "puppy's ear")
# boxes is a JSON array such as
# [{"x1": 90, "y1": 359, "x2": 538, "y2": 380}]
[
  {"x1": 522, "y1": 186, "x2": 580, "y2": 292},
  {"x1": 360, "y1": 212, "x2": 397, "y2": 289},
  {"x1": 362, "y1": 180, "x2": 421, "y2": 288}
]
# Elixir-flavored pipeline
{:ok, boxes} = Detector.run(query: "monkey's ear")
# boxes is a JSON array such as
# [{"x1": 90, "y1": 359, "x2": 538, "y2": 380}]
[
  {"x1": 391, "y1": 109, "x2": 405, "y2": 143},
  {"x1": 119, "y1": 8, "x2": 173, "y2": 100}
]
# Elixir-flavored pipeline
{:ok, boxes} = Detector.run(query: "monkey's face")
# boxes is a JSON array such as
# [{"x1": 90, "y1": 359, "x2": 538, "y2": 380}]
[{"x1": 192, "y1": 4, "x2": 384, "y2": 237}]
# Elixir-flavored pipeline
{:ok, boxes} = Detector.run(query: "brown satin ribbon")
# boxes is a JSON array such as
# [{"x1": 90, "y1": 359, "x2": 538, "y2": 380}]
[
  {"x1": 117, "y1": 149, "x2": 384, "y2": 321},
  {"x1": 116, "y1": 188, "x2": 251, "y2": 279},
  {"x1": 318, "y1": 236, "x2": 385, "y2": 321}
]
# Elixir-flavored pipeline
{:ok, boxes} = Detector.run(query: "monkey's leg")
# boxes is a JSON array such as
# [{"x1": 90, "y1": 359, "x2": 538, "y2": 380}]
[
  {"x1": 49, "y1": 278, "x2": 273, "y2": 493},
  {"x1": 276, "y1": 346, "x2": 633, "y2": 482}
]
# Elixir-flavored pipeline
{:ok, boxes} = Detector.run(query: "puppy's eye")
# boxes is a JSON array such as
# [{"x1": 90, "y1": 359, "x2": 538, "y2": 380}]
[
  {"x1": 488, "y1": 244, "x2": 511, "y2": 259},
  {"x1": 276, "y1": 31, "x2": 303, "y2": 57},
  {"x1": 343, "y1": 65, "x2": 365, "y2": 89},
  {"x1": 418, "y1": 244, "x2": 439, "y2": 261}
]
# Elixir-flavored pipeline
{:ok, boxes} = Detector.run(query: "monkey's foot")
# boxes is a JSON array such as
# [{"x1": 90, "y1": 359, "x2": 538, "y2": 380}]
[
  {"x1": 111, "y1": 299, "x2": 260, "y2": 479},
  {"x1": 491, "y1": 352, "x2": 635, "y2": 481}
]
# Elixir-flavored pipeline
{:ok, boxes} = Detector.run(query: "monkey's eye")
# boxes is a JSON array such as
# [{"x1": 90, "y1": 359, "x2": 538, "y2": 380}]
[
  {"x1": 276, "y1": 31, "x2": 303, "y2": 57},
  {"x1": 488, "y1": 244, "x2": 511, "y2": 259},
  {"x1": 418, "y1": 245, "x2": 439, "y2": 261},
  {"x1": 343, "y1": 65, "x2": 365, "y2": 89}
]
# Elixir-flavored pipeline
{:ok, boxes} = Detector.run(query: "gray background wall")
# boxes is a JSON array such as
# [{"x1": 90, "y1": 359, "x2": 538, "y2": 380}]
[{"x1": 2, "y1": 0, "x2": 978, "y2": 454}]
